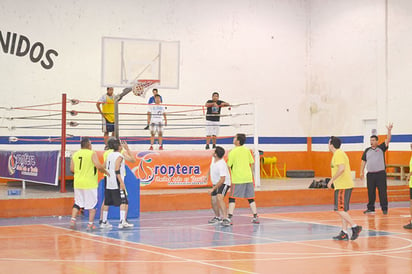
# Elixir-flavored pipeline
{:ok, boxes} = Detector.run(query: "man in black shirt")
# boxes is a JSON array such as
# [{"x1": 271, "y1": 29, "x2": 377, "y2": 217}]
[{"x1": 205, "y1": 92, "x2": 230, "y2": 149}]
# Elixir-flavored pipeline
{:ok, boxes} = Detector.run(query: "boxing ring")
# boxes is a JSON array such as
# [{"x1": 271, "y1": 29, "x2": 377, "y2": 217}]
[{"x1": 0, "y1": 91, "x2": 260, "y2": 192}]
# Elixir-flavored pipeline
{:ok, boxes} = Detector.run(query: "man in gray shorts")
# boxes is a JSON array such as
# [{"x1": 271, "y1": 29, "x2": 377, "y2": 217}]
[{"x1": 227, "y1": 133, "x2": 259, "y2": 224}]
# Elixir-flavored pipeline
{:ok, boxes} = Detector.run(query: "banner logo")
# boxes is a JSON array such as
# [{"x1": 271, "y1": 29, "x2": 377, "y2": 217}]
[
  {"x1": 0, "y1": 150, "x2": 59, "y2": 185},
  {"x1": 133, "y1": 151, "x2": 157, "y2": 185},
  {"x1": 7, "y1": 152, "x2": 16, "y2": 175},
  {"x1": 132, "y1": 151, "x2": 203, "y2": 186}
]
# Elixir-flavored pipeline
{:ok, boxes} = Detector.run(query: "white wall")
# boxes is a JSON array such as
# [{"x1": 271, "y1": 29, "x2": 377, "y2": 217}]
[
  {"x1": 387, "y1": 0, "x2": 412, "y2": 134},
  {"x1": 308, "y1": 0, "x2": 412, "y2": 136},
  {"x1": 0, "y1": 0, "x2": 411, "y2": 146},
  {"x1": 0, "y1": 0, "x2": 308, "y2": 139}
]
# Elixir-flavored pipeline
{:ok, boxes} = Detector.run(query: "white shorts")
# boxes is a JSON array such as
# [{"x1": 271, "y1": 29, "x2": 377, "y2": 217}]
[
  {"x1": 206, "y1": 121, "x2": 220, "y2": 136},
  {"x1": 74, "y1": 188, "x2": 98, "y2": 210},
  {"x1": 150, "y1": 122, "x2": 164, "y2": 134}
]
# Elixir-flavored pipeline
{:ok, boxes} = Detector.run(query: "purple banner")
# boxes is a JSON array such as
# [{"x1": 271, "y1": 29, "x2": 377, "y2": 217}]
[{"x1": 0, "y1": 150, "x2": 59, "y2": 185}]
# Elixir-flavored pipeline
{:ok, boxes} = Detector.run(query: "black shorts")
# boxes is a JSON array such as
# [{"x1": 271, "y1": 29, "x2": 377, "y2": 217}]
[
  {"x1": 104, "y1": 119, "x2": 114, "y2": 133},
  {"x1": 211, "y1": 184, "x2": 230, "y2": 197},
  {"x1": 104, "y1": 189, "x2": 128, "y2": 206}
]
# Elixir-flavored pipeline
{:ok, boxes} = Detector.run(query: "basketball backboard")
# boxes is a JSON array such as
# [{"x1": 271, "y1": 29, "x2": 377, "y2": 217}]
[{"x1": 101, "y1": 37, "x2": 180, "y2": 89}]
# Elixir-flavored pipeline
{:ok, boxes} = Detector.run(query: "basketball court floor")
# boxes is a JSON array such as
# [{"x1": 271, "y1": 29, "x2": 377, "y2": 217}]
[{"x1": 1, "y1": 201, "x2": 411, "y2": 273}]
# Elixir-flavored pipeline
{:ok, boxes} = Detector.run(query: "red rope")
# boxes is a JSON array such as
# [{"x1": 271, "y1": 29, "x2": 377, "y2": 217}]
[{"x1": 12, "y1": 102, "x2": 61, "y2": 109}]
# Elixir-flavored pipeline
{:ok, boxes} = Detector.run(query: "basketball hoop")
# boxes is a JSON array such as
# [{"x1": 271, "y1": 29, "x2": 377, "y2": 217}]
[{"x1": 132, "y1": 79, "x2": 160, "y2": 98}]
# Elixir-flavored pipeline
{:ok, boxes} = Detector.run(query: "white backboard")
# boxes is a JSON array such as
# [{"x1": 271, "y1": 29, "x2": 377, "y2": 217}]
[{"x1": 101, "y1": 37, "x2": 180, "y2": 89}]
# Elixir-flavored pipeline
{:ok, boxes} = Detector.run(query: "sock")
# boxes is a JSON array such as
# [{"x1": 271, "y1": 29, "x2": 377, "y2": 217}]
[
  {"x1": 120, "y1": 210, "x2": 126, "y2": 222},
  {"x1": 352, "y1": 224, "x2": 358, "y2": 228},
  {"x1": 103, "y1": 211, "x2": 108, "y2": 222},
  {"x1": 253, "y1": 213, "x2": 258, "y2": 218},
  {"x1": 228, "y1": 214, "x2": 233, "y2": 219},
  {"x1": 71, "y1": 217, "x2": 76, "y2": 221},
  {"x1": 88, "y1": 222, "x2": 93, "y2": 225},
  {"x1": 342, "y1": 230, "x2": 348, "y2": 234}
]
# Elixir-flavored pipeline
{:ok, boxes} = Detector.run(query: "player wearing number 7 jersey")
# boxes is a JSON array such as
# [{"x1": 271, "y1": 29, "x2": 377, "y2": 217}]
[{"x1": 70, "y1": 137, "x2": 108, "y2": 231}]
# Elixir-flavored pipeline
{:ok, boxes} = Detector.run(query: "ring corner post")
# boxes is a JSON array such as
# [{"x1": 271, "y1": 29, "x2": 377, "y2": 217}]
[
  {"x1": 60, "y1": 93, "x2": 67, "y2": 193},
  {"x1": 253, "y1": 101, "x2": 261, "y2": 188},
  {"x1": 114, "y1": 96, "x2": 120, "y2": 139}
]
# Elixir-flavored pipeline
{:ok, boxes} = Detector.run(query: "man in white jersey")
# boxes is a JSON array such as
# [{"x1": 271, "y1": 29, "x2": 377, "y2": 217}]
[
  {"x1": 101, "y1": 138, "x2": 134, "y2": 228},
  {"x1": 205, "y1": 146, "x2": 231, "y2": 227},
  {"x1": 99, "y1": 137, "x2": 135, "y2": 228},
  {"x1": 147, "y1": 94, "x2": 167, "y2": 150}
]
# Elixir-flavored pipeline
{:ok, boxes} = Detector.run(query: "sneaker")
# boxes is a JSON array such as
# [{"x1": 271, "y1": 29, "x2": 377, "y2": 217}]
[
  {"x1": 208, "y1": 217, "x2": 222, "y2": 224},
  {"x1": 205, "y1": 144, "x2": 210, "y2": 150},
  {"x1": 382, "y1": 210, "x2": 388, "y2": 215},
  {"x1": 403, "y1": 222, "x2": 412, "y2": 229},
  {"x1": 363, "y1": 209, "x2": 375, "y2": 214},
  {"x1": 333, "y1": 231, "x2": 349, "y2": 241},
  {"x1": 69, "y1": 219, "x2": 76, "y2": 229},
  {"x1": 86, "y1": 223, "x2": 96, "y2": 231},
  {"x1": 118, "y1": 220, "x2": 134, "y2": 228},
  {"x1": 100, "y1": 221, "x2": 113, "y2": 229},
  {"x1": 159, "y1": 145, "x2": 163, "y2": 150},
  {"x1": 251, "y1": 217, "x2": 260, "y2": 224},
  {"x1": 221, "y1": 218, "x2": 232, "y2": 227},
  {"x1": 123, "y1": 221, "x2": 134, "y2": 228},
  {"x1": 351, "y1": 225, "x2": 362, "y2": 240},
  {"x1": 212, "y1": 144, "x2": 216, "y2": 149},
  {"x1": 149, "y1": 146, "x2": 153, "y2": 150}
]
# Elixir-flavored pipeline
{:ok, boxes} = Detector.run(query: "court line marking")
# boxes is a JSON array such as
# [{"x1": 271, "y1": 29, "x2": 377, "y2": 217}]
[
  {"x1": 258, "y1": 215, "x2": 408, "y2": 235},
  {"x1": 194, "y1": 222, "x2": 412, "y2": 256},
  {"x1": 49, "y1": 216, "x2": 409, "y2": 253},
  {"x1": 1, "y1": 215, "x2": 409, "y2": 253},
  {"x1": 200, "y1": 234, "x2": 412, "y2": 256},
  {"x1": 34, "y1": 224, "x2": 256, "y2": 274},
  {"x1": 1, "y1": 226, "x2": 408, "y2": 265},
  {"x1": 0, "y1": 218, "x2": 411, "y2": 266}
]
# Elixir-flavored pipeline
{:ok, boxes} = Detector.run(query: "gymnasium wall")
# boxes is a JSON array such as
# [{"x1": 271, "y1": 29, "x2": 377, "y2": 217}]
[{"x1": 0, "y1": 0, "x2": 411, "y2": 174}]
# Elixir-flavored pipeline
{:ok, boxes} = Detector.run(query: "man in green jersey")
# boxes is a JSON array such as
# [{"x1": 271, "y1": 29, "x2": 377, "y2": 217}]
[
  {"x1": 227, "y1": 133, "x2": 259, "y2": 225},
  {"x1": 70, "y1": 137, "x2": 108, "y2": 231}
]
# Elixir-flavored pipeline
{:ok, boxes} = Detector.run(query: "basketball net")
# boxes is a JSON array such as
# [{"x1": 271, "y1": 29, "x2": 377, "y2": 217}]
[{"x1": 132, "y1": 79, "x2": 160, "y2": 98}]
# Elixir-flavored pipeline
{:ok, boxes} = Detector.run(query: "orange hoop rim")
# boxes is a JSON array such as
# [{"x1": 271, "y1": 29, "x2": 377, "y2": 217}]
[{"x1": 137, "y1": 79, "x2": 160, "y2": 84}]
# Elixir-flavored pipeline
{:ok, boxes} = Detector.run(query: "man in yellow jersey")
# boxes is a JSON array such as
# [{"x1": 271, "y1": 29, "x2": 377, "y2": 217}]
[
  {"x1": 96, "y1": 87, "x2": 115, "y2": 147},
  {"x1": 99, "y1": 137, "x2": 135, "y2": 228},
  {"x1": 327, "y1": 136, "x2": 362, "y2": 240},
  {"x1": 403, "y1": 143, "x2": 412, "y2": 229},
  {"x1": 227, "y1": 133, "x2": 259, "y2": 225},
  {"x1": 70, "y1": 137, "x2": 108, "y2": 231}
]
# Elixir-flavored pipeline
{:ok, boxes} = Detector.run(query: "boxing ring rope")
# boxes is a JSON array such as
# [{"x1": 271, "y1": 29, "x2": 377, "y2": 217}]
[{"x1": 1, "y1": 93, "x2": 260, "y2": 191}]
